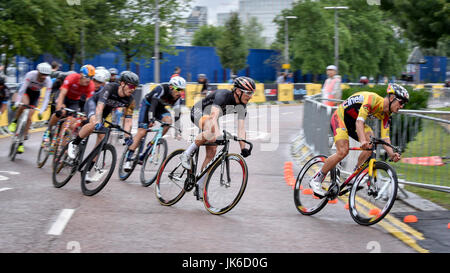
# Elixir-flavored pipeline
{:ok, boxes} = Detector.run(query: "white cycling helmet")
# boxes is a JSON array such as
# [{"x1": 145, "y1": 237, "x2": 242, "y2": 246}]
[
  {"x1": 93, "y1": 69, "x2": 109, "y2": 83},
  {"x1": 37, "y1": 62, "x2": 52, "y2": 75},
  {"x1": 169, "y1": 76, "x2": 186, "y2": 89}
]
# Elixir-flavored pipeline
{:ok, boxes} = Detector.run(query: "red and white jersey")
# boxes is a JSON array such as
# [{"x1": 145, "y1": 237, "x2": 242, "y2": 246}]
[
  {"x1": 16, "y1": 70, "x2": 52, "y2": 113},
  {"x1": 60, "y1": 73, "x2": 95, "y2": 101}
]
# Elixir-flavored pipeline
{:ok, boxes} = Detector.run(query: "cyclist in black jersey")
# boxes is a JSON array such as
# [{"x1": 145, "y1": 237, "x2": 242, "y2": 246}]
[
  {"x1": 181, "y1": 76, "x2": 255, "y2": 200},
  {"x1": 67, "y1": 71, "x2": 139, "y2": 159},
  {"x1": 123, "y1": 76, "x2": 186, "y2": 171}
]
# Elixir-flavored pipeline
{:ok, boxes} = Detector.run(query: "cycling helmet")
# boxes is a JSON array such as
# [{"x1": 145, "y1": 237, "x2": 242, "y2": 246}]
[
  {"x1": 233, "y1": 76, "x2": 256, "y2": 93},
  {"x1": 108, "y1": 68, "x2": 119, "y2": 75},
  {"x1": 119, "y1": 71, "x2": 139, "y2": 86},
  {"x1": 387, "y1": 83, "x2": 409, "y2": 103},
  {"x1": 37, "y1": 62, "x2": 52, "y2": 75},
  {"x1": 93, "y1": 69, "x2": 108, "y2": 83},
  {"x1": 169, "y1": 76, "x2": 186, "y2": 89},
  {"x1": 80, "y1": 64, "x2": 95, "y2": 78}
]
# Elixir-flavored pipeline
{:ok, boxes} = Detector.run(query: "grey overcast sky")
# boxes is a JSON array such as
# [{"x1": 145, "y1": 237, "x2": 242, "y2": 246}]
[{"x1": 189, "y1": 0, "x2": 239, "y2": 25}]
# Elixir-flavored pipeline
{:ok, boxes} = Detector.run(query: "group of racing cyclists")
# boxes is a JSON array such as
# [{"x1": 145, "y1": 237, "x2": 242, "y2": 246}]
[{"x1": 2, "y1": 61, "x2": 411, "y2": 201}]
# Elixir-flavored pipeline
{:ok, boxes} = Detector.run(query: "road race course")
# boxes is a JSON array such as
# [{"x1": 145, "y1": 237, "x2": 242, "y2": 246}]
[{"x1": 0, "y1": 104, "x2": 437, "y2": 253}]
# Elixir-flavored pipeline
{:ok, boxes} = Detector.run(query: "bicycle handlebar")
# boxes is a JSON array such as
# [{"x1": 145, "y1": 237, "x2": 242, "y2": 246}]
[
  {"x1": 15, "y1": 102, "x2": 40, "y2": 111},
  {"x1": 369, "y1": 137, "x2": 401, "y2": 154},
  {"x1": 148, "y1": 119, "x2": 182, "y2": 134},
  {"x1": 101, "y1": 119, "x2": 132, "y2": 136},
  {"x1": 216, "y1": 130, "x2": 253, "y2": 153},
  {"x1": 62, "y1": 108, "x2": 86, "y2": 118}
]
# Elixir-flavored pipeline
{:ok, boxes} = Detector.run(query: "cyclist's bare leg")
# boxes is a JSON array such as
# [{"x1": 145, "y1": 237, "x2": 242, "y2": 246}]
[
  {"x1": 24, "y1": 108, "x2": 35, "y2": 137},
  {"x1": 356, "y1": 131, "x2": 373, "y2": 167},
  {"x1": 78, "y1": 116, "x2": 96, "y2": 138},
  {"x1": 129, "y1": 128, "x2": 147, "y2": 151},
  {"x1": 12, "y1": 94, "x2": 29, "y2": 121},
  {"x1": 321, "y1": 139, "x2": 349, "y2": 175},
  {"x1": 161, "y1": 115, "x2": 172, "y2": 136}
]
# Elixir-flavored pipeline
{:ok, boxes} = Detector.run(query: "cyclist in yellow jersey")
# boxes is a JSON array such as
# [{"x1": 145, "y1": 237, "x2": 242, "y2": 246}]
[{"x1": 310, "y1": 83, "x2": 410, "y2": 196}]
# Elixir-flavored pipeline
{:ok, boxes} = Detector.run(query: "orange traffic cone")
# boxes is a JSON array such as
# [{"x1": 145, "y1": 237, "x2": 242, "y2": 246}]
[{"x1": 403, "y1": 215, "x2": 418, "y2": 223}]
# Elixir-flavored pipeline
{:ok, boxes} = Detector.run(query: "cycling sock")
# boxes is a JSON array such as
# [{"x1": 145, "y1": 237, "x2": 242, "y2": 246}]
[
  {"x1": 313, "y1": 170, "x2": 326, "y2": 183},
  {"x1": 72, "y1": 136, "x2": 83, "y2": 145},
  {"x1": 185, "y1": 142, "x2": 198, "y2": 156}
]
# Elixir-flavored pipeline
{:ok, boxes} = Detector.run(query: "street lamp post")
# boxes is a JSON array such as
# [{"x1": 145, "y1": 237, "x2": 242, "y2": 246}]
[
  {"x1": 284, "y1": 16, "x2": 297, "y2": 73},
  {"x1": 324, "y1": 6, "x2": 348, "y2": 71},
  {"x1": 154, "y1": 0, "x2": 160, "y2": 83}
]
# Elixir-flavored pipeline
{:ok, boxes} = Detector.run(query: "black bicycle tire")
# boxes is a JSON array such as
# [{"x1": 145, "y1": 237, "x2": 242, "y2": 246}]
[
  {"x1": 118, "y1": 146, "x2": 138, "y2": 181},
  {"x1": 203, "y1": 153, "x2": 248, "y2": 215},
  {"x1": 140, "y1": 138, "x2": 168, "y2": 187},
  {"x1": 80, "y1": 143, "x2": 117, "y2": 196},
  {"x1": 155, "y1": 149, "x2": 187, "y2": 206},
  {"x1": 37, "y1": 129, "x2": 52, "y2": 168},
  {"x1": 348, "y1": 161, "x2": 398, "y2": 226},
  {"x1": 9, "y1": 117, "x2": 26, "y2": 161},
  {"x1": 52, "y1": 144, "x2": 78, "y2": 188},
  {"x1": 293, "y1": 155, "x2": 329, "y2": 216}
]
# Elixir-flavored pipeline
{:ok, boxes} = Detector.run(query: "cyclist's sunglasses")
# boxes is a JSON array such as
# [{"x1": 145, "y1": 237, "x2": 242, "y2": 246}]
[
  {"x1": 172, "y1": 86, "x2": 185, "y2": 92},
  {"x1": 126, "y1": 83, "x2": 137, "y2": 90},
  {"x1": 240, "y1": 88, "x2": 254, "y2": 96},
  {"x1": 396, "y1": 98, "x2": 407, "y2": 106}
]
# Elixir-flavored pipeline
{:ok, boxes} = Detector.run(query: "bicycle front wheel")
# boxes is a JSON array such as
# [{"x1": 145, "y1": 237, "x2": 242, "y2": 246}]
[
  {"x1": 37, "y1": 130, "x2": 51, "y2": 168},
  {"x1": 348, "y1": 161, "x2": 398, "y2": 226},
  {"x1": 155, "y1": 149, "x2": 188, "y2": 206},
  {"x1": 81, "y1": 144, "x2": 117, "y2": 196},
  {"x1": 293, "y1": 155, "x2": 330, "y2": 216},
  {"x1": 140, "y1": 138, "x2": 168, "y2": 187},
  {"x1": 203, "y1": 153, "x2": 248, "y2": 215},
  {"x1": 118, "y1": 147, "x2": 138, "y2": 181}
]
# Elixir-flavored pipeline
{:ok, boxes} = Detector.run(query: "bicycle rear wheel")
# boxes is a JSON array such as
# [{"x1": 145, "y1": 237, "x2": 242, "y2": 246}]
[
  {"x1": 52, "y1": 143, "x2": 78, "y2": 188},
  {"x1": 140, "y1": 138, "x2": 168, "y2": 187},
  {"x1": 155, "y1": 149, "x2": 188, "y2": 206},
  {"x1": 348, "y1": 161, "x2": 398, "y2": 226},
  {"x1": 293, "y1": 155, "x2": 331, "y2": 216},
  {"x1": 81, "y1": 144, "x2": 117, "y2": 196},
  {"x1": 203, "y1": 153, "x2": 248, "y2": 215}
]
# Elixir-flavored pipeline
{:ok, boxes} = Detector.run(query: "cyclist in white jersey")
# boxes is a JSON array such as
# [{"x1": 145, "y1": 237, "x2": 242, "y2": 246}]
[{"x1": 9, "y1": 63, "x2": 52, "y2": 153}]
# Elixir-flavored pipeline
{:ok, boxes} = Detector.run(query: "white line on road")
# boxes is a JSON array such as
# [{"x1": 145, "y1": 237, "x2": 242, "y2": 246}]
[
  {"x1": 47, "y1": 209, "x2": 75, "y2": 236},
  {"x1": 0, "y1": 187, "x2": 12, "y2": 192}
]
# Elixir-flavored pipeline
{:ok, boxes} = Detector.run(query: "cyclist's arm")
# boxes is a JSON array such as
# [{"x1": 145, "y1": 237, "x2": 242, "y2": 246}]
[
  {"x1": 209, "y1": 105, "x2": 221, "y2": 135},
  {"x1": 56, "y1": 87, "x2": 68, "y2": 110},
  {"x1": 237, "y1": 118, "x2": 246, "y2": 150},
  {"x1": 15, "y1": 75, "x2": 31, "y2": 105},
  {"x1": 95, "y1": 102, "x2": 105, "y2": 124},
  {"x1": 381, "y1": 138, "x2": 401, "y2": 162},
  {"x1": 172, "y1": 98, "x2": 181, "y2": 129},
  {"x1": 122, "y1": 100, "x2": 135, "y2": 137},
  {"x1": 355, "y1": 119, "x2": 370, "y2": 149},
  {"x1": 39, "y1": 78, "x2": 53, "y2": 114}
]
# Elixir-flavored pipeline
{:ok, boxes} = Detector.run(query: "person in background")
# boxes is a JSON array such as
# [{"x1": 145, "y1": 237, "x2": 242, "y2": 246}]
[
  {"x1": 171, "y1": 67, "x2": 181, "y2": 78},
  {"x1": 197, "y1": 73, "x2": 209, "y2": 96},
  {"x1": 360, "y1": 76, "x2": 369, "y2": 86},
  {"x1": 0, "y1": 76, "x2": 10, "y2": 115},
  {"x1": 276, "y1": 72, "x2": 286, "y2": 84},
  {"x1": 321, "y1": 65, "x2": 342, "y2": 106},
  {"x1": 286, "y1": 72, "x2": 294, "y2": 83},
  {"x1": 109, "y1": 68, "x2": 119, "y2": 83}
]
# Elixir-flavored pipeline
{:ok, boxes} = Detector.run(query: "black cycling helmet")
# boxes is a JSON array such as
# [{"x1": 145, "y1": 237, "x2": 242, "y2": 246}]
[
  {"x1": 387, "y1": 83, "x2": 409, "y2": 103},
  {"x1": 119, "y1": 71, "x2": 139, "y2": 86},
  {"x1": 233, "y1": 76, "x2": 256, "y2": 93}
]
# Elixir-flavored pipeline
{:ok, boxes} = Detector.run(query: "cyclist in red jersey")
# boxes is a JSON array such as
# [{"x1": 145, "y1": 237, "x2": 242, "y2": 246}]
[{"x1": 44, "y1": 65, "x2": 95, "y2": 140}]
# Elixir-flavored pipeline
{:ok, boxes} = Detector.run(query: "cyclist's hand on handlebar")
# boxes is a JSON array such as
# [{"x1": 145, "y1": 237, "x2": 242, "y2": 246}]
[
  {"x1": 360, "y1": 140, "x2": 372, "y2": 150},
  {"x1": 37, "y1": 113, "x2": 43, "y2": 120},
  {"x1": 241, "y1": 148, "x2": 251, "y2": 158},
  {"x1": 390, "y1": 152, "x2": 401, "y2": 162}
]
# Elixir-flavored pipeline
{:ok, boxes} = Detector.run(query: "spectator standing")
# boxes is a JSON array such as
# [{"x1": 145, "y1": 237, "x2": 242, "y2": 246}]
[{"x1": 321, "y1": 65, "x2": 342, "y2": 106}]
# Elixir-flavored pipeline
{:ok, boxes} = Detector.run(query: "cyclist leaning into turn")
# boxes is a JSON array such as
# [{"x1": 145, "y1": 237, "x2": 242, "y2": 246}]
[
  {"x1": 309, "y1": 83, "x2": 409, "y2": 197},
  {"x1": 9, "y1": 62, "x2": 53, "y2": 153},
  {"x1": 123, "y1": 75, "x2": 186, "y2": 172},
  {"x1": 67, "y1": 71, "x2": 139, "y2": 160},
  {"x1": 180, "y1": 76, "x2": 255, "y2": 200}
]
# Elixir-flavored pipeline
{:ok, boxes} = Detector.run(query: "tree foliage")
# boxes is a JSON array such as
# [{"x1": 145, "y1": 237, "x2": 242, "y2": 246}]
[
  {"x1": 216, "y1": 13, "x2": 248, "y2": 75},
  {"x1": 192, "y1": 25, "x2": 225, "y2": 47},
  {"x1": 274, "y1": 0, "x2": 409, "y2": 81}
]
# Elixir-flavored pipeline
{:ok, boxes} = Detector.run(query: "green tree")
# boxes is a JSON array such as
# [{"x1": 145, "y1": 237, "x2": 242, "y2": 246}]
[
  {"x1": 192, "y1": 25, "x2": 225, "y2": 47},
  {"x1": 0, "y1": 0, "x2": 62, "y2": 69},
  {"x1": 381, "y1": 0, "x2": 450, "y2": 49},
  {"x1": 242, "y1": 17, "x2": 267, "y2": 49},
  {"x1": 115, "y1": 0, "x2": 190, "y2": 70},
  {"x1": 216, "y1": 13, "x2": 248, "y2": 75}
]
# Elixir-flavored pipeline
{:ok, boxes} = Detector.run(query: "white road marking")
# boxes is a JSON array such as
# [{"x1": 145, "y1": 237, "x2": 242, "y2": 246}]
[
  {"x1": 47, "y1": 209, "x2": 75, "y2": 236},
  {"x1": 0, "y1": 187, "x2": 12, "y2": 192}
]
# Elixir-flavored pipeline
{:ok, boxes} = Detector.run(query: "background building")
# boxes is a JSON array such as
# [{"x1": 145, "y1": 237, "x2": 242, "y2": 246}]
[{"x1": 239, "y1": 0, "x2": 296, "y2": 44}]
